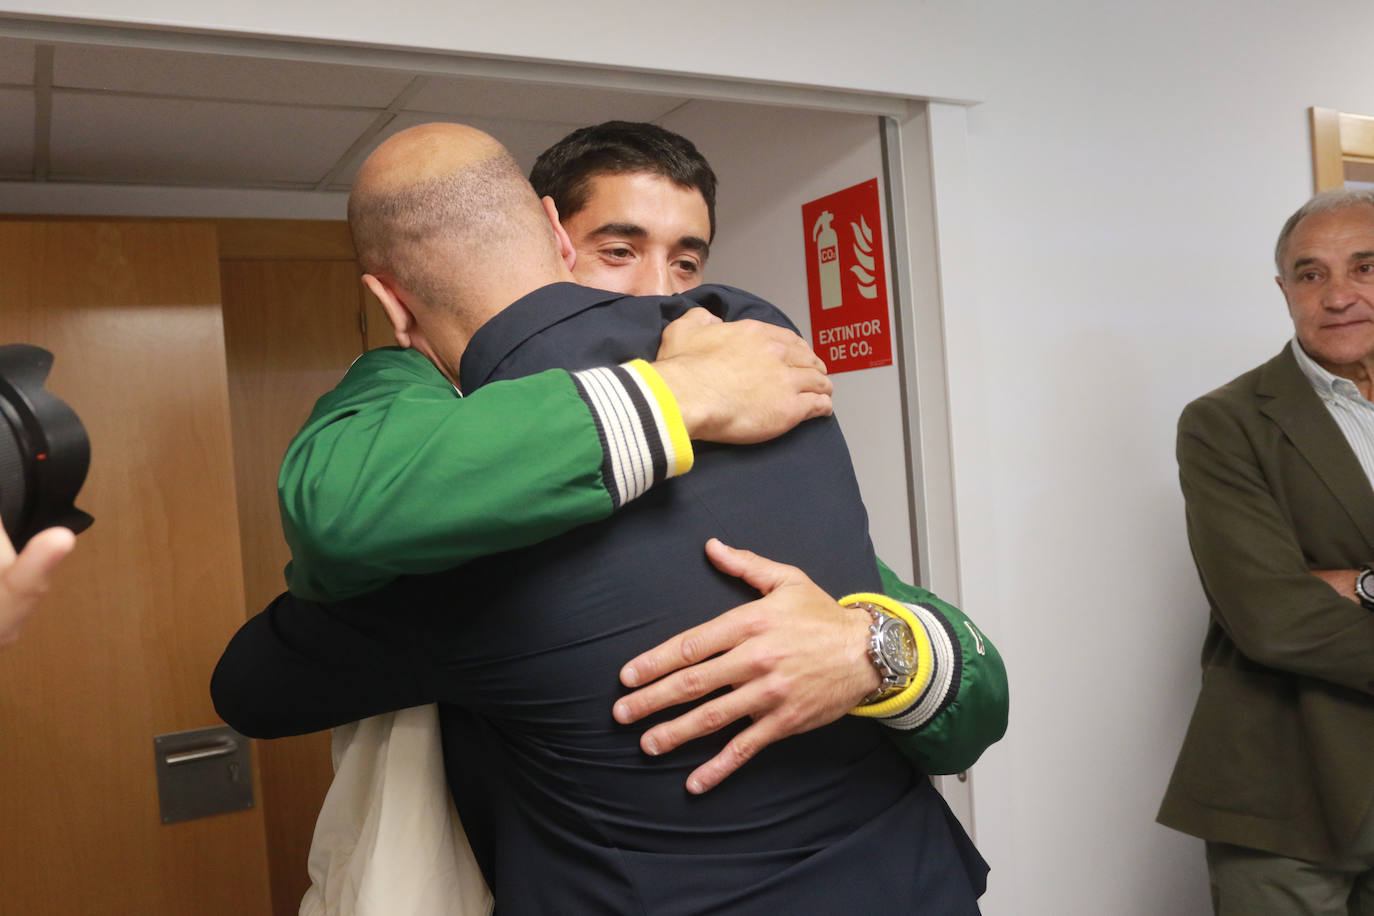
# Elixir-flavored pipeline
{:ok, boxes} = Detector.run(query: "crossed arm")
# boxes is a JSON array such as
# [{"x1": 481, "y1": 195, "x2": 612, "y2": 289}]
[{"x1": 1178, "y1": 396, "x2": 1374, "y2": 692}]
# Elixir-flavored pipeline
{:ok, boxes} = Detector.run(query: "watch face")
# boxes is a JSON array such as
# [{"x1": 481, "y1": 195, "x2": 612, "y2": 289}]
[{"x1": 879, "y1": 618, "x2": 918, "y2": 675}]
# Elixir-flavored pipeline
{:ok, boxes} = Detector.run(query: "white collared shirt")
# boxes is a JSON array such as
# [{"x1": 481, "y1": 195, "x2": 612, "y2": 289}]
[{"x1": 1291, "y1": 337, "x2": 1374, "y2": 491}]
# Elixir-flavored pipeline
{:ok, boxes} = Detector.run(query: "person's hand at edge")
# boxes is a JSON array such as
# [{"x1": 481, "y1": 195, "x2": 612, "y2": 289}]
[
  {"x1": 0, "y1": 524, "x2": 76, "y2": 648},
  {"x1": 612, "y1": 537, "x2": 877, "y2": 794}
]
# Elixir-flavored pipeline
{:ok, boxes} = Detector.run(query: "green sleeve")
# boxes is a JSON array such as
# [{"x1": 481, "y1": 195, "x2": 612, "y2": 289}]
[
  {"x1": 280, "y1": 349, "x2": 615, "y2": 601},
  {"x1": 873, "y1": 557, "x2": 1009, "y2": 774}
]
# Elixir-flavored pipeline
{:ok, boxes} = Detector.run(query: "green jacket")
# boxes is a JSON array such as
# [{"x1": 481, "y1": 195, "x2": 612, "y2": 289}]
[
  {"x1": 279, "y1": 346, "x2": 1006, "y2": 775},
  {"x1": 1158, "y1": 346, "x2": 1374, "y2": 862}
]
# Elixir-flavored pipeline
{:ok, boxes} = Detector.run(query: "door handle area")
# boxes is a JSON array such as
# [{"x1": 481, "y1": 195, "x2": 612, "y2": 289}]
[
  {"x1": 153, "y1": 725, "x2": 254, "y2": 823},
  {"x1": 164, "y1": 738, "x2": 239, "y2": 766}
]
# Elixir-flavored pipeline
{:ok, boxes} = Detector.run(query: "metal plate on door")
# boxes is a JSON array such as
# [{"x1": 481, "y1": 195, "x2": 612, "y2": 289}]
[{"x1": 153, "y1": 725, "x2": 254, "y2": 824}]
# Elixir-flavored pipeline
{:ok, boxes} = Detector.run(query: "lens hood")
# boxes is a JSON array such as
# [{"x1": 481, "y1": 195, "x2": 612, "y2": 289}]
[{"x1": 0, "y1": 344, "x2": 93, "y2": 550}]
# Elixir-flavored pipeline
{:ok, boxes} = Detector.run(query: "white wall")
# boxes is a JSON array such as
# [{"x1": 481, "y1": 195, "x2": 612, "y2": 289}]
[
  {"x1": 955, "y1": 1, "x2": 1374, "y2": 913},
  {"x1": 9, "y1": 1, "x2": 1374, "y2": 913}
]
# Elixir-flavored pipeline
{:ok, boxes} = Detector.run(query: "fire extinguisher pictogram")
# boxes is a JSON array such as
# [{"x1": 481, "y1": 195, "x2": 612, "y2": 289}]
[
  {"x1": 802, "y1": 178, "x2": 893, "y2": 374},
  {"x1": 812, "y1": 210, "x2": 842, "y2": 310}
]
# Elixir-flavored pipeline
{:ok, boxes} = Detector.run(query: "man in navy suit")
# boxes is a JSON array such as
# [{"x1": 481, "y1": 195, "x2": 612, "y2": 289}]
[{"x1": 216, "y1": 123, "x2": 988, "y2": 913}]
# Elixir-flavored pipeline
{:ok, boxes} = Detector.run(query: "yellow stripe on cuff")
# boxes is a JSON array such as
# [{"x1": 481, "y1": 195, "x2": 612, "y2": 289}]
[
  {"x1": 840, "y1": 591, "x2": 935, "y2": 719},
  {"x1": 626, "y1": 358, "x2": 694, "y2": 477}
]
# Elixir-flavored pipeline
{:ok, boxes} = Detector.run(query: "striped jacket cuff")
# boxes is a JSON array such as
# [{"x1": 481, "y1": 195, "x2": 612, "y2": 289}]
[
  {"x1": 570, "y1": 360, "x2": 693, "y2": 510},
  {"x1": 844, "y1": 592, "x2": 962, "y2": 731}
]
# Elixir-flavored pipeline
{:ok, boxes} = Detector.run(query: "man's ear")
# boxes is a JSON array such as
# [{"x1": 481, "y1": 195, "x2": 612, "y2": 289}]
[
  {"x1": 363, "y1": 274, "x2": 418, "y2": 348},
  {"x1": 541, "y1": 195, "x2": 577, "y2": 271}
]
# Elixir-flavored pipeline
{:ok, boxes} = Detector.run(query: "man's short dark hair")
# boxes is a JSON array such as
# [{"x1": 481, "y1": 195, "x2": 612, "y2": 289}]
[{"x1": 530, "y1": 121, "x2": 718, "y2": 240}]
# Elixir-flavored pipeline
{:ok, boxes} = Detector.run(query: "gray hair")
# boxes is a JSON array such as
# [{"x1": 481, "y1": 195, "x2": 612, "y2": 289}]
[{"x1": 1274, "y1": 188, "x2": 1374, "y2": 274}]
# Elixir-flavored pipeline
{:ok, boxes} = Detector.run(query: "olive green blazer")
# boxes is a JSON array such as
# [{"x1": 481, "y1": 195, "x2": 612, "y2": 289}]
[{"x1": 1158, "y1": 345, "x2": 1374, "y2": 862}]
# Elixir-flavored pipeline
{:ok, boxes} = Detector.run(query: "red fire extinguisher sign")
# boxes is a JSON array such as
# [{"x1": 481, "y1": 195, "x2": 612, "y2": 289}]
[{"x1": 801, "y1": 178, "x2": 893, "y2": 374}]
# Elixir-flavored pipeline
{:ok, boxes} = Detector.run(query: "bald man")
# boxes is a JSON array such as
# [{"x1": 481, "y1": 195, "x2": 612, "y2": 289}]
[
  {"x1": 215, "y1": 124, "x2": 990, "y2": 913},
  {"x1": 273, "y1": 121, "x2": 1005, "y2": 791}
]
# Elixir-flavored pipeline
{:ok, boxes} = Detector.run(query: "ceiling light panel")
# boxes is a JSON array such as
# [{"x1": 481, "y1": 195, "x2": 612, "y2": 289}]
[
  {"x1": 53, "y1": 44, "x2": 413, "y2": 108},
  {"x1": 51, "y1": 93, "x2": 380, "y2": 186}
]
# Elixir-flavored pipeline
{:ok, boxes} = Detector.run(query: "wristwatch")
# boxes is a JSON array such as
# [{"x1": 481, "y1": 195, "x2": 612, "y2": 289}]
[
  {"x1": 1355, "y1": 567, "x2": 1374, "y2": 611},
  {"x1": 848, "y1": 600, "x2": 918, "y2": 703}
]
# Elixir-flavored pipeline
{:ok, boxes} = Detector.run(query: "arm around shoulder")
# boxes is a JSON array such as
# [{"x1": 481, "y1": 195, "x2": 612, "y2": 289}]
[
  {"x1": 279, "y1": 350, "x2": 692, "y2": 601},
  {"x1": 211, "y1": 591, "x2": 433, "y2": 738}
]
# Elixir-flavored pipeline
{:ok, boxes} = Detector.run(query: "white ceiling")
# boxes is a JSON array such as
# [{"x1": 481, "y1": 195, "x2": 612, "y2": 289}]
[{"x1": 0, "y1": 37, "x2": 694, "y2": 192}]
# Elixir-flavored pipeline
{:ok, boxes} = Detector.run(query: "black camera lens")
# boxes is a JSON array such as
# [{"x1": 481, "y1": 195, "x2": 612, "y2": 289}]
[{"x1": 0, "y1": 345, "x2": 93, "y2": 551}]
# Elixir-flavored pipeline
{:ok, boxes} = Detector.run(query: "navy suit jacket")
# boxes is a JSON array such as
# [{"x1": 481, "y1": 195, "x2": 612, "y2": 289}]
[{"x1": 215, "y1": 283, "x2": 986, "y2": 914}]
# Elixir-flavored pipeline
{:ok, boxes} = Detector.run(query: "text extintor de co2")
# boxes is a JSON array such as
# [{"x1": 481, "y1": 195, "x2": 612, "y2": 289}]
[{"x1": 801, "y1": 178, "x2": 893, "y2": 374}]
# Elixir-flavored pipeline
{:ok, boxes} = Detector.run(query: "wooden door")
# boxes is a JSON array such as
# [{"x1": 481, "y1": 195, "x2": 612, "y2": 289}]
[
  {"x1": 216, "y1": 219, "x2": 373, "y2": 915},
  {"x1": 0, "y1": 221, "x2": 273, "y2": 914}
]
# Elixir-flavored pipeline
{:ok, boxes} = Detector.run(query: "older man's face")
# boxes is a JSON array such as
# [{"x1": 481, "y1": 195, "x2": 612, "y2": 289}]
[
  {"x1": 560, "y1": 171, "x2": 711, "y2": 297},
  {"x1": 1278, "y1": 205, "x2": 1374, "y2": 376}
]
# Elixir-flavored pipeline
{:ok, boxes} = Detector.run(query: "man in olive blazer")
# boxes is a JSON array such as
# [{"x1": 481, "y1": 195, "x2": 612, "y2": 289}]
[{"x1": 1158, "y1": 189, "x2": 1374, "y2": 913}]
